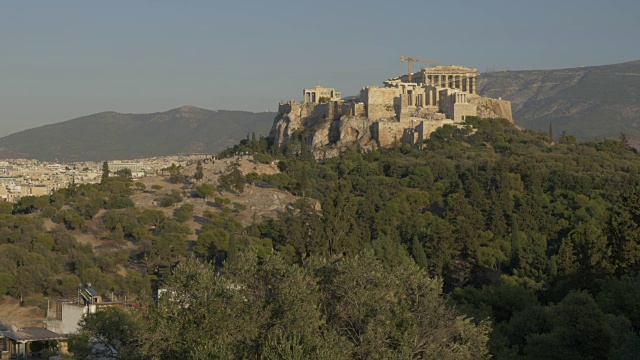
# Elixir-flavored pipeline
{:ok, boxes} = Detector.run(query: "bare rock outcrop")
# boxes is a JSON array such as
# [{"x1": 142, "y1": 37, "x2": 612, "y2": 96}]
[{"x1": 470, "y1": 96, "x2": 514, "y2": 122}]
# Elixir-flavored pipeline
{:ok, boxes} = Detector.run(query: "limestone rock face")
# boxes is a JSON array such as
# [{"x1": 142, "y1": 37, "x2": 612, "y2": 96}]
[
  {"x1": 270, "y1": 101, "x2": 377, "y2": 155},
  {"x1": 335, "y1": 116, "x2": 376, "y2": 147},
  {"x1": 309, "y1": 120, "x2": 332, "y2": 148},
  {"x1": 269, "y1": 104, "x2": 304, "y2": 146},
  {"x1": 470, "y1": 96, "x2": 514, "y2": 122},
  {"x1": 269, "y1": 94, "x2": 513, "y2": 158},
  {"x1": 269, "y1": 101, "x2": 329, "y2": 145}
]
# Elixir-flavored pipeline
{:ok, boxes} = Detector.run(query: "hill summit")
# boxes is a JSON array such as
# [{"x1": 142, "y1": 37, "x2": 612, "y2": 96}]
[
  {"x1": 0, "y1": 107, "x2": 276, "y2": 161},
  {"x1": 269, "y1": 65, "x2": 512, "y2": 156}
]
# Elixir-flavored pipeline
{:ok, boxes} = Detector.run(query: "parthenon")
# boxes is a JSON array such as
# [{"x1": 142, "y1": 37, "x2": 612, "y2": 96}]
[{"x1": 392, "y1": 65, "x2": 478, "y2": 94}]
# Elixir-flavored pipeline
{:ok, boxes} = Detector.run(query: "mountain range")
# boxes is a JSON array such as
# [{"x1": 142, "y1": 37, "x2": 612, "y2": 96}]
[
  {"x1": 479, "y1": 60, "x2": 640, "y2": 144},
  {"x1": 0, "y1": 106, "x2": 276, "y2": 162}
]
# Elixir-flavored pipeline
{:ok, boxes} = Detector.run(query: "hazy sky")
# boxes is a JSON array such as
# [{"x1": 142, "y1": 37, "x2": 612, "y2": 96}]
[{"x1": 1, "y1": 0, "x2": 639, "y2": 137}]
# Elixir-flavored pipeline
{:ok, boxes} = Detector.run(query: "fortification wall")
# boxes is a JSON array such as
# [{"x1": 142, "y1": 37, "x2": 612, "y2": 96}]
[
  {"x1": 453, "y1": 103, "x2": 477, "y2": 122},
  {"x1": 361, "y1": 87, "x2": 399, "y2": 120},
  {"x1": 374, "y1": 121, "x2": 408, "y2": 147},
  {"x1": 471, "y1": 96, "x2": 514, "y2": 122}
]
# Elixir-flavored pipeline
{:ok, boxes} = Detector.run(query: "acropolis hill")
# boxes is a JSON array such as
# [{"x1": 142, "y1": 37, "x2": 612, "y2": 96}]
[{"x1": 270, "y1": 64, "x2": 513, "y2": 156}]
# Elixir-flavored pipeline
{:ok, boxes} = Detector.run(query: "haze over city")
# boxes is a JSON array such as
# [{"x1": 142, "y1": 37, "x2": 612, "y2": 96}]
[{"x1": 1, "y1": 0, "x2": 639, "y2": 136}]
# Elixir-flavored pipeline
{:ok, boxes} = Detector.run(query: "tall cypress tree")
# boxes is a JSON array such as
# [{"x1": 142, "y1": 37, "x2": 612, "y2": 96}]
[
  {"x1": 101, "y1": 161, "x2": 110, "y2": 183},
  {"x1": 193, "y1": 160, "x2": 204, "y2": 183}
]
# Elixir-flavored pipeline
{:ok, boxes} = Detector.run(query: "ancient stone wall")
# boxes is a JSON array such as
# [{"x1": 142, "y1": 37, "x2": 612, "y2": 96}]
[
  {"x1": 325, "y1": 101, "x2": 352, "y2": 120},
  {"x1": 470, "y1": 96, "x2": 514, "y2": 122},
  {"x1": 374, "y1": 121, "x2": 409, "y2": 147},
  {"x1": 360, "y1": 87, "x2": 399, "y2": 120},
  {"x1": 271, "y1": 67, "x2": 513, "y2": 156}
]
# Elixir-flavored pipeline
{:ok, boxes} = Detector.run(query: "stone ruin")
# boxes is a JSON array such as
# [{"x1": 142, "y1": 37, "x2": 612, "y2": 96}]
[{"x1": 269, "y1": 65, "x2": 513, "y2": 156}]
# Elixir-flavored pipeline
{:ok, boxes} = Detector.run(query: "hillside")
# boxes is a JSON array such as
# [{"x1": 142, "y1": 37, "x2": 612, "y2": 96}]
[
  {"x1": 2, "y1": 118, "x2": 640, "y2": 358},
  {"x1": 479, "y1": 60, "x2": 640, "y2": 143},
  {"x1": 0, "y1": 106, "x2": 276, "y2": 161}
]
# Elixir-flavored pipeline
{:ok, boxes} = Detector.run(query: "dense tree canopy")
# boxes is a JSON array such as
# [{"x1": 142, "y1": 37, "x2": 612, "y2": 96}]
[{"x1": 5, "y1": 117, "x2": 640, "y2": 358}]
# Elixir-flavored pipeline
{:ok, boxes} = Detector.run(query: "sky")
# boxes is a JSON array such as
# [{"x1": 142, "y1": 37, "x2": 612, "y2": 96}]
[{"x1": 1, "y1": 0, "x2": 639, "y2": 137}]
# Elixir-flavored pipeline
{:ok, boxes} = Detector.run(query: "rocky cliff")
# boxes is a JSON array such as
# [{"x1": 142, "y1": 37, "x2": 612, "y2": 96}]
[
  {"x1": 269, "y1": 94, "x2": 512, "y2": 155},
  {"x1": 269, "y1": 101, "x2": 377, "y2": 156},
  {"x1": 471, "y1": 96, "x2": 514, "y2": 122}
]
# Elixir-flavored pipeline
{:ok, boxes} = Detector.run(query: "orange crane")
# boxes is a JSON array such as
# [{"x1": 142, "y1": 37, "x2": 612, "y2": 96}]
[{"x1": 400, "y1": 56, "x2": 439, "y2": 83}]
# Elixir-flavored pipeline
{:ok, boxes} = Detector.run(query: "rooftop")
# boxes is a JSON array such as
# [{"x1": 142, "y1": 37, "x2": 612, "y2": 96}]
[{"x1": 0, "y1": 327, "x2": 66, "y2": 342}]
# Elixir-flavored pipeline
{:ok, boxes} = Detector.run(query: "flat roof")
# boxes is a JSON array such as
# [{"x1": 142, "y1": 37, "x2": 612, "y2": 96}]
[{"x1": 0, "y1": 327, "x2": 66, "y2": 342}]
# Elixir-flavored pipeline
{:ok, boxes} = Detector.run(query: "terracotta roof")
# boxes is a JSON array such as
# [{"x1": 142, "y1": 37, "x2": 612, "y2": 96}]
[{"x1": 0, "y1": 327, "x2": 66, "y2": 342}]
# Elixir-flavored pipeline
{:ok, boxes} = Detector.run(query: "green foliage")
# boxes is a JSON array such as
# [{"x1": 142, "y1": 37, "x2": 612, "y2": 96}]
[
  {"x1": 114, "y1": 168, "x2": 133, "y2": 181},
  {"x1": 68, "y1": 306, "x2": 139, "y2": 360},
  {"x1": 213, "y1": 197, "x2": 231, "y2": 206},
  {"x1": 194, "y1": 210, "x2": 241, "y2": 264},
  {"x1": 195, "y1": 183, "x2": 215, "y2": 199},
  {"x1": 219, "y1": 136, "x2": 270, "y2": 158},
  {"x1": 167, "y1": 163, "x2": 185, "y2": 184},
  {"x1": 15, "y1": 195, "x2": 50, "y2": 214},
  {"x1": 253, "y1": 152, "x2": 273, "y2": 164},
  {"x1": 2, "y1": 116, "x2": 640, "y2": 359},
  {"x1": 130, "y1": 252, "x2": 490, "y2": 359},
  {"x1": 193, "y1": 160, "x2": 204, "y2": 182},
  {"x1": 217, "y1": 159, "x2": 246, "y2": 193},
  {"x1": 101, "y1": 161, "x2": 109, "y2": 183},
  {"x1": 0, "y1": 202, "x2": 13, "y2": 215},
  {"x1": 155, "y1": 190, "x2": 183, "y2": 207},
  {"x1": 231, "y1": 202, "x2": 246, "y2": 212},
  {"x1": 0, "y1": 273, "x2": 17, "y2": 298},
  {"x1": 174, "y1": 203, "x2": 194, "y2": 222}
]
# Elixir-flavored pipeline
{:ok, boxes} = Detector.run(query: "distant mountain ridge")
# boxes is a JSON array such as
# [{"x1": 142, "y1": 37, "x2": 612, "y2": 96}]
[
  {"x1": 0, "y1": 106, "x2": 276, "y2": 161},
  {"x1": 479, "y1": 60, "x2": 640, "y2": 144}
]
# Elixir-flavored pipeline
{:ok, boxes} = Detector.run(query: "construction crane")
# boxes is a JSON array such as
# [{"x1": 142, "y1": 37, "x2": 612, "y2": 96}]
[{"x1": 400, "y1": 56, "x2": 439, "y2": 83}]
